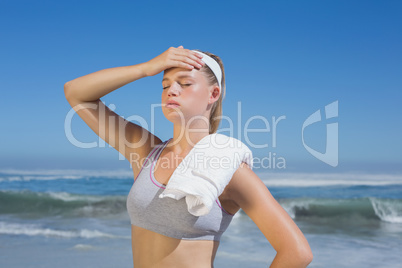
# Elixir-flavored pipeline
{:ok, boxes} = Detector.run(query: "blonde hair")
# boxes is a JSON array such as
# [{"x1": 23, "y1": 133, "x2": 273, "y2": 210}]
[{"x1": 194, "y1": 50, "x2": 226, "y2": 134}]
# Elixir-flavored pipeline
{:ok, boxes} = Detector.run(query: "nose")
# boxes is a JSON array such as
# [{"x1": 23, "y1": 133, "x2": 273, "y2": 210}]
[{"x1": 167, "y1": 82, "x2": 181, "y2": 96}]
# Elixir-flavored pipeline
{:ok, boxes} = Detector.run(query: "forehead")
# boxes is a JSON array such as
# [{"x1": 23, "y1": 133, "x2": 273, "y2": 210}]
[{"x1": 162, "y1": 68, "x2": 202, "y2": 82}]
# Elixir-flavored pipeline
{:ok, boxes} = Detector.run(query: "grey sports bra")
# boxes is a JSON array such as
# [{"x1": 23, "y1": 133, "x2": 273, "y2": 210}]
[{"x1": 126, "y1": 138, "x2": 234, "y2": 241}]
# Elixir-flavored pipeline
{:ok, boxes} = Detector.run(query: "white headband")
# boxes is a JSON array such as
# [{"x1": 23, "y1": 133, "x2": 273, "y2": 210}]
[{"x1": 192, "y1": 50, "x2": 222, "y2": 90}]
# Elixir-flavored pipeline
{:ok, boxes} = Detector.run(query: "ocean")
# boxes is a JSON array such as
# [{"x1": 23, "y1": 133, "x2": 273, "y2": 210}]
[{"x1": 0, "y1": 169, "x2": 401, "y2": 268}]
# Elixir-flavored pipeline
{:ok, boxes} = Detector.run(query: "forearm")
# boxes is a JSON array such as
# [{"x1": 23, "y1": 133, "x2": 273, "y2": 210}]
[{"x1": 64, "y1": 62, "x2": 148, "y2": 102}]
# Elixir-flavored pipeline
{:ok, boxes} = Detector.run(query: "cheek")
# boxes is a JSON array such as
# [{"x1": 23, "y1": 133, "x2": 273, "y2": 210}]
[
  {"x1": 189, "y1": 85, "x2": 209, "y2": 101},
  {"x1": 185, "y1": 89, "x2": 209, "y2": 109}
]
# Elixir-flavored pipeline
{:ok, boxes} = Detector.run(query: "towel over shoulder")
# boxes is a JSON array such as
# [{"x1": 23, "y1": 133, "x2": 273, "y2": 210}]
[{"x1": 159, "y1": 133, "x2": 253, "y2": 216}]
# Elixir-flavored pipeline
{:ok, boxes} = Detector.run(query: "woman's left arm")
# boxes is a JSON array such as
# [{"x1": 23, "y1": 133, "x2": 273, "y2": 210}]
[{"x1": 227, "y1": 163, "x2": 313, "y2": 268}]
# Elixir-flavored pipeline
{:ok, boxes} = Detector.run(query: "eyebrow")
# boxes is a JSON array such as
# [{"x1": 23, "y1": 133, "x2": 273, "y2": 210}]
[{"x1": 162, "y1": 75, "x2": 195, "y2": 82}]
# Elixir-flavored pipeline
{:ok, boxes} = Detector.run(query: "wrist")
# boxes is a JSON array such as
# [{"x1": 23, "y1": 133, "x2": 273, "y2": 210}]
[{"x1": 137, "y1": 61, "x2": 153, "y2": 77}]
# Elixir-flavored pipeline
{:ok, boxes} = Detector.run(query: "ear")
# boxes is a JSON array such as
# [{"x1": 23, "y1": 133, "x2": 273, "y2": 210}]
[{"x1": 208, "y1": 85, "x2": 221, "y2": 104}]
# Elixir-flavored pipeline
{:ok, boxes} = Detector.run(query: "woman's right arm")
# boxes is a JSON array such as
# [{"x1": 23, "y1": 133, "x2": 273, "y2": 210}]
[
  {"x1": 63, "y1": 46, "x2": 204, "y2": 172},
  {"x1": 64, "y1": 62, "x2": 157, "y2": 170},
  {"x1": 64, "y1": 63, "x2": 148, "y2": 103}
]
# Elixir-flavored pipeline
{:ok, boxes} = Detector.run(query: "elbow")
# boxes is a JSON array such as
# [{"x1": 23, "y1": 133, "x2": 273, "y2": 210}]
[
  {"x1": 64, "y1": 81, "x2": 71, "y2": 98},
  {"x1": 64, "y1": 81, "x2": 74, "y2": 101},
  {"x1": 276, "y1": 245, "x2": 313, "y2": 267},
  {"x1": 299, "y1": 248, "x2": 313, "y2": 267},
  {"x1": 293, "y1": 246, "x2": 313, "y2": 267}
]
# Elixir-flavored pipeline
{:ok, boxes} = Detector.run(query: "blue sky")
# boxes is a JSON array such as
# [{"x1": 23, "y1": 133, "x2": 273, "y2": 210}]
[{"x1": 0, "y1": 0, "x2": 401, "y2": 174}]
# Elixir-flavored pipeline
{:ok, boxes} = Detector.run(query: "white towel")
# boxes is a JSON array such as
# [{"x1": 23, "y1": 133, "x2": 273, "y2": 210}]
[{"x1": 158, "y1": 133, "x2": 253, "y2": 216}]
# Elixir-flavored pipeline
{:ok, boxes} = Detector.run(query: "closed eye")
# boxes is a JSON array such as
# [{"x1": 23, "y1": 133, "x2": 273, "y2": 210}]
[
  {"x1": 162, "y1": 83, "x2": 192, "y2": 90},
  {"x1": 179, "y1": 83, "x2": 192, "y2": 87}
]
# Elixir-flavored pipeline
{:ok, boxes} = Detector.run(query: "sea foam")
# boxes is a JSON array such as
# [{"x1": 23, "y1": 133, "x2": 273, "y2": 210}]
[{"x1": 0, "y1": 221, "x2": 129, "y2": 239}]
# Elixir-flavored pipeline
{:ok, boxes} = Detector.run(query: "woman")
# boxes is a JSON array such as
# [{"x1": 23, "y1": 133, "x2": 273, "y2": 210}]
[{"x1": 64, "y1": 46, "x2": 313, "y2": 267}]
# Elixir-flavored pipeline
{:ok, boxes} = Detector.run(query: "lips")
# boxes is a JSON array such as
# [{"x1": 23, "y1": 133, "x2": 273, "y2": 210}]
[{"x1": 166, "y1": 99, "x2": 180, "y2": 108}]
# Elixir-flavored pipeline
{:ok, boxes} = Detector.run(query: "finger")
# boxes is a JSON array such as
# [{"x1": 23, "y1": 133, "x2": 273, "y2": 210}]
[
  {"x1": 177, "y1": 45, "x2": 184, "y2": 49},
  {"x1": 189, "y1": 52, "x2": 205, "y2": 65},
  {"x1": 193, "y1": 51, "x2": 204, "y2": 59},
  {"x1": 175, "y1": 50, "x2": 205, "y2": 67},
  {"x1": 175, "y1": 55, "x2": 203, "y2": 69},
  {"x1": 171, "y1": 60, "x2": 194, "y2": 70},
  {"x1": 170, "y1": 48, "x2": 205, "y2": 67}
]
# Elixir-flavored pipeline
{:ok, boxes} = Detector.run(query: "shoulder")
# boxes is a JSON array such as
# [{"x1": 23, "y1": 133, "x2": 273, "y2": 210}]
[
  {"x1": 128, "y1": 135, "x2": 165, "y2": 175},
  {"x1": 225, "y1": 163, "x2": 294, "y2": 235},
  {"x1": 225, "y1": 163, "x2": 263, "y2": 209}
]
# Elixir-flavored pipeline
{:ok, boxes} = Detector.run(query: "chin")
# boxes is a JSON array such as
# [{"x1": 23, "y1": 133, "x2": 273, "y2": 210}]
[{"x1": 162, "y1": 107, "x2": 185, "y2": 123}]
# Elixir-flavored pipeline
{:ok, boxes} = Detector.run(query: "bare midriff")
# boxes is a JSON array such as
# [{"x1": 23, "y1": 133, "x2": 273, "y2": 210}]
[{"x1": 131, "y1": 225, "x2": 219, "y2": 268}]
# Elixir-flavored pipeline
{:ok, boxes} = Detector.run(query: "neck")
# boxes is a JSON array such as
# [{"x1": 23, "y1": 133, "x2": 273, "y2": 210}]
[{"x1": 169, "y1": 124, "x2": 211, "y2": 155}]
